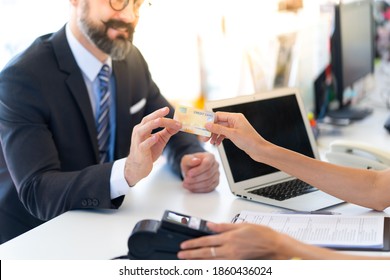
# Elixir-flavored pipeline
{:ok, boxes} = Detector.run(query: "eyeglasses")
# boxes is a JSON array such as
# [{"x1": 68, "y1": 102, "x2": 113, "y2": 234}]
[{"x1": 109, "y1": 0, "x2": 150, "y2": 16}]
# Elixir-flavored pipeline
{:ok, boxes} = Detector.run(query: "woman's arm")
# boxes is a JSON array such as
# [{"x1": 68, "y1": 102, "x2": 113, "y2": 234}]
[{"x1": 205, "y1": 112, "x2": 390, "y2": 210}]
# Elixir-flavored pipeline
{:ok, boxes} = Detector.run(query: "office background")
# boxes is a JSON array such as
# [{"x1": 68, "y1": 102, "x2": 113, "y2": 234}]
[
  {"x1": 2, "y1": 0, "x2": 390, "y2": 261},
  {"x1": 1, "y1": 0, "x2": 363, "y2": 113}
]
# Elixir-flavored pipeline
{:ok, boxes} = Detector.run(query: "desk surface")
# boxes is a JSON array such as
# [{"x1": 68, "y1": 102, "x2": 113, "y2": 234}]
[
  {"x1": 316, "y1": 89, "x2": 390, "y2": 152},
  {"x1": 1, "y1": 90, "x2": 390, "y2": 260}
]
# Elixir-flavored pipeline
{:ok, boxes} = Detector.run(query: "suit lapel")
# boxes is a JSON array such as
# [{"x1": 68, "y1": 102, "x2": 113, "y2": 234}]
[
  {"x1": 51, "y1": 27, "x2": 100, "y2": 162},
  {"x1": 112, "y1": 61, "x2": 133, "y2": 159}
]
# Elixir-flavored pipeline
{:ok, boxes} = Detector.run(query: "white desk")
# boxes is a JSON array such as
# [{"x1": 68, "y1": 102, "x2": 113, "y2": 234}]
[
  {"x1": 0, "y1": 151, "x2": 389, "y2": 259},
  {"x1": 1, "y1": 91, "x2": 390, "y2": 259}
]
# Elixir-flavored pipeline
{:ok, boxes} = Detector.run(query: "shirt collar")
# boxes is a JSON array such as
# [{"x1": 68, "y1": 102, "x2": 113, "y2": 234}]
[{"x1": 65, "y1": 23, "x2": 112, "y2": 82}]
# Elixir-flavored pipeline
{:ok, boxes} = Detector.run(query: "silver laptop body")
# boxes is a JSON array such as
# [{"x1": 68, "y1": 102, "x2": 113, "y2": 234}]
[{"x1": 206, "y1": 88, "x2": 344, "y2": 211}]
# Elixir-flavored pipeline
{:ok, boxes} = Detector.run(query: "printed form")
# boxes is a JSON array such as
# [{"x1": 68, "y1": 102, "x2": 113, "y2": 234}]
[{"x1": 233, "y1": 211, "x2": 385, "y2": 249}]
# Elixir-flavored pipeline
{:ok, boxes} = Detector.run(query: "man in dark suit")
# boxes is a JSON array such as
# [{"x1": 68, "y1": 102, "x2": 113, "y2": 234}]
[{"x1": 0, "y1": 0, "x2": 220, "y2": 244}]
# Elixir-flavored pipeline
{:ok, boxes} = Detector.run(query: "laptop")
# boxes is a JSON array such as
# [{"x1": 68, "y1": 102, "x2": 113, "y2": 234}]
[{"x1": 206, "y1": 88, "x2": 344, "y2": 211}]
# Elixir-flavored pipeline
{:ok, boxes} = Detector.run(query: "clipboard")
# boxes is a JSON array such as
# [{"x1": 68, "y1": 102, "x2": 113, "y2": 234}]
[{"x1": 328, "y1": 217, "x2": 390, "y2": 252}]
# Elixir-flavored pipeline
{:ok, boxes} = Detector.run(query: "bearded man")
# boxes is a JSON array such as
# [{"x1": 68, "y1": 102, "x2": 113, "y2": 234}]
[{"x1": 0, "y1": 0, "x2": 219, "y2": 244}]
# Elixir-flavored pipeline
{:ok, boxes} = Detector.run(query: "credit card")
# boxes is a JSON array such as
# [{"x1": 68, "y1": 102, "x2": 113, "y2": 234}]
[{"x1": 173, "y1": 105, "x2": 215, "y2": 137}]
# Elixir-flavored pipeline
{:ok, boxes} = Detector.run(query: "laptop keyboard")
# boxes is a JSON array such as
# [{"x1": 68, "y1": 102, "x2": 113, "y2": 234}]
[{"x1": 249, "y1": 179, "x2": 318, "y2": 201}]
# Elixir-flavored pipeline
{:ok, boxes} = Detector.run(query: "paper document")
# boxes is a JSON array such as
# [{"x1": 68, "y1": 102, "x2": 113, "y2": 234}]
[{"x1": 232, "y1": 211, "x2": 385, "y2": 249}]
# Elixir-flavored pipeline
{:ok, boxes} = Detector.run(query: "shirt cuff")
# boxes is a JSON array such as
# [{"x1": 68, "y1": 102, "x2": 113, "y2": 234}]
[{"x1": 110, "y1": 158, "x2": 130, "y2": 199}]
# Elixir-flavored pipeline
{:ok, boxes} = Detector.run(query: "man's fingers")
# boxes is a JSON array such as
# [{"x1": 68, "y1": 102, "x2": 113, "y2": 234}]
[
  {"x1": 137, "y1": 117, "x2": 181, "y2": 139},
  {"x1": 140, "y1": 106, "x2": 170, "y2": 124},
  {"x1": 137, "y1": 134, "x2": 158, "y2": 151}
]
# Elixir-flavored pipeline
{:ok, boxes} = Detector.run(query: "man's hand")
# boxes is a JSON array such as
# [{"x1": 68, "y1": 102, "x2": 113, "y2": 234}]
[
  {"x1": 180, "y1": 152, "x2": 219, "y2": 193},
  {"x1": 124, "y1": 107, "x2": 181, "y2": 186}
]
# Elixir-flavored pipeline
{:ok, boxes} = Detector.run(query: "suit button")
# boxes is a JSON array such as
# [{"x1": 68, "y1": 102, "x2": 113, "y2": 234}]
[{"x1": 92, "y1": 199, "x2": 99, "y2": 206}]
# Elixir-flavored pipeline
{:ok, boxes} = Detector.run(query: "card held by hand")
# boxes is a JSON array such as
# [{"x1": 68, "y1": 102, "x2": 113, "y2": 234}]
[{"x1": 173, "y1": 105, "x2": 215, "y2": 137}]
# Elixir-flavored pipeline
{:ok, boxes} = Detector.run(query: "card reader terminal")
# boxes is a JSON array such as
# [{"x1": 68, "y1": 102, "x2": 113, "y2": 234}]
[{"x1": 127, "y1": 210, "x2": 214, "y2": 259}]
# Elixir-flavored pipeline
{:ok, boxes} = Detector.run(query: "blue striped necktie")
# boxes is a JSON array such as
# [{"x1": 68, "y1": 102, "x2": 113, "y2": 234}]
[{"x1": 97, "y1": 64, "x2": 111, "y2": 163}]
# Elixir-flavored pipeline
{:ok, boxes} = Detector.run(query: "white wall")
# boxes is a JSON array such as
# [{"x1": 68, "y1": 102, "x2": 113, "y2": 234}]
[{"x1": 0, "y1": 0, "x2": 69, "y2": 69}]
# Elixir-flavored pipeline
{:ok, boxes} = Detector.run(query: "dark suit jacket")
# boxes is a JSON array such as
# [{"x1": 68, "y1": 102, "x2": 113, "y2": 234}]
[{"x1": 0, "y1": 26, "x2": 204, "y2": 244}]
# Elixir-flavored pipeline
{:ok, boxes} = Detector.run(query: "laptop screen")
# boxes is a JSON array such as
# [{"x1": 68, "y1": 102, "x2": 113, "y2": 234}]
[{"x1": 211, "y1": 94, "x2": 315, "y2": 183}]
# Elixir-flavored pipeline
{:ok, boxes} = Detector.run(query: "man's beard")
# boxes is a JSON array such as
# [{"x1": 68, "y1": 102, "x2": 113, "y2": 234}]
[{"x1": 78, "y1": 2, "x2": 134, "y2": 60}]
